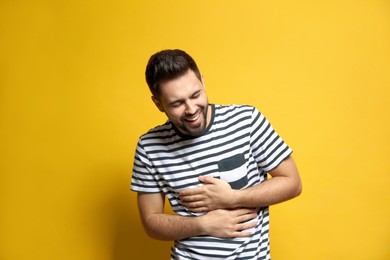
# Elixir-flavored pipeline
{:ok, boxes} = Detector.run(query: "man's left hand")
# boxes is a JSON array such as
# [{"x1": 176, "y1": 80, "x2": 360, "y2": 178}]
[{"x1": 179, "y1": 176, "x2": 235, "y2": 212}]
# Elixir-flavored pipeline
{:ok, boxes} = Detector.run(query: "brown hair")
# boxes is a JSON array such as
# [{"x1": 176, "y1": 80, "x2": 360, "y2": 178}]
[{"x1": 145, "y1": 49, "x2": 202, "y2": 98}]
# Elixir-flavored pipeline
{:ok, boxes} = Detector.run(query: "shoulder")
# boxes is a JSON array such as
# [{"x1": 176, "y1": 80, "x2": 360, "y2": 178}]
[
  {"x1": 214, "y1": 103, "x2": 255, "y2": 112},
  {"x1": 214, "y1": 104, "x2": 259, "y2": 117},
  {"x1": 142, "y1": 121, "x2": 171, "y2": 136},
  {"x1": 138, "y1": 121, "x2": 178, "y2": 144}
]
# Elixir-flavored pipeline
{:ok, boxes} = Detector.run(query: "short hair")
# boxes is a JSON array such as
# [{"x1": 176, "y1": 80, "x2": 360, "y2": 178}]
[{"x1": 145, "y1": 49, "x2": 202, "y2": 98}]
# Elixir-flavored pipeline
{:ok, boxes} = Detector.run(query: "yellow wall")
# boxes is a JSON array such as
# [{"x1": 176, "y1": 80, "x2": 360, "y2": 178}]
[{"x1": 1, "y1": 1, "x2": 389, "y2": 259}]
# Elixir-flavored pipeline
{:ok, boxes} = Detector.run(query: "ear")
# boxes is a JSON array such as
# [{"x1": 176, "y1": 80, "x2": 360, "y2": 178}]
[{"x1": 151, "y1": 96, "x2": 165, "y2": 112}]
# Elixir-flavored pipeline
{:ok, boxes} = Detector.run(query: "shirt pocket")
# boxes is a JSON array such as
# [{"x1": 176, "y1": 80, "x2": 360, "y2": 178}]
[{"x1": 218, "y1": 153, "x2": 248, "y2": 189}]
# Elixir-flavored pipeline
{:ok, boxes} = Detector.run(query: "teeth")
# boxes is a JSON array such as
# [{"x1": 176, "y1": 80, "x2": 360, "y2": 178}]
[{"x1": 187, "y1": 114, "x2": 200, "y2": 121}]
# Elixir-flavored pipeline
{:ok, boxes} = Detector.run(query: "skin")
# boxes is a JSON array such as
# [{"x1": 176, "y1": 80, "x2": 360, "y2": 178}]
[
  {"x1": 179, "y1": 156, "x2": 302, "y2": 212},
  {"x1": 137, "y1": 69, "x2": 302, "y2": 241},
  {"x1": 152, "y1": 70, "x2": 210, "y2": 137}
]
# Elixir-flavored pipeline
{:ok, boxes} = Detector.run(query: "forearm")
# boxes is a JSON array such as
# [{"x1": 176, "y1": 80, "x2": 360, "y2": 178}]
[
  {"x1": 142, "y1": 212, "x2": 204, "y2": 241},
  {"x1": 233, "y1": 175, "x2": 302, "y2": 209},
  {"x1": 179, "y1": 156, "x2": 302, "y2": 212},
  {"x1": 142, "y1": 209, "x2": 258, "y2": 241},
  {"x1": 232, "y1": 156, "x2": 302, "y2": 209}
]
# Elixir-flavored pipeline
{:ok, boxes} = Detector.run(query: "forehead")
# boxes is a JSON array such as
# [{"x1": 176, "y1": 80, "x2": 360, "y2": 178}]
[{"x1": 159, "y1": 70, "x2": 203, "y2": 101}]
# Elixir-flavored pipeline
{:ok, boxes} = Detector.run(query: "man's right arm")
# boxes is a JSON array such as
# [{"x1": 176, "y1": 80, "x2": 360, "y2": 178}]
[{"x1": 137, "y1": 192, "x2": 258, "y2": 241}]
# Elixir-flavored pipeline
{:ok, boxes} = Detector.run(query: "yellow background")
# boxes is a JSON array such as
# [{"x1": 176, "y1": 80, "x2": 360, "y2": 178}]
[{"x1": 1, "y1": 0, "x2": 389, "y2": 259}]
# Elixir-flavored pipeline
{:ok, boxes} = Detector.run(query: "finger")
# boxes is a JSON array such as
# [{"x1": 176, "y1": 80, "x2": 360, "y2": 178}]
[
  {"x1": 236, "y1": 220, "x2": 257, "y2": 231},
  {"x1": 186, "y1": 206, "x2": 209, "y2": 213},
  {"x1": 180, "y1": 194, "x2": 204, "y2": 202},
  {"x1": 182, "y1": 200, "x2": 205, "y2": 208},
  {"x1": 198, "y1": 175, "x2": 218, "y2": 184},
  {"x1": 237, "y1": 213, "x2": 258, "y2": 224},
  {"x1": 179, "y1": 187, "x2": 202, "y2": 197},
  {"x1": 183, "y1": 200, "x2": 209, "y2": 212}
]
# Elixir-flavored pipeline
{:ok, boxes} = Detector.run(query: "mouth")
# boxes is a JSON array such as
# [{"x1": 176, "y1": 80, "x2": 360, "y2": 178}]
[{"x1": 185, "y1": 113, "x2": 200, "y2": 123}]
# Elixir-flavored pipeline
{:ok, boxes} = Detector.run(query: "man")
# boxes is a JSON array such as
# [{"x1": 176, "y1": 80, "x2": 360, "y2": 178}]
[{"x1": 131, "y1": 49, "x2": 302, "y2": 259}]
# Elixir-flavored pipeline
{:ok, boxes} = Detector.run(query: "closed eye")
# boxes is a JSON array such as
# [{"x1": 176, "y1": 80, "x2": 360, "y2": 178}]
[
  {"x1": 191, "y1": 90, "x2": 201, "y2": 99},
  {"x1": 169, "y1": 90, "x2": 202, "y2": 107},
  {"x1": 170, "y1": 100, "x2": 183, "y2": 108}
]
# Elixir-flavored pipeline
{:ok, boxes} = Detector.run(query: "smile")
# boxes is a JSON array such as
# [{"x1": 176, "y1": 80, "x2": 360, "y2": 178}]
[{"x1": 185, "y1": 113, "x2": 200, "y2": 122}]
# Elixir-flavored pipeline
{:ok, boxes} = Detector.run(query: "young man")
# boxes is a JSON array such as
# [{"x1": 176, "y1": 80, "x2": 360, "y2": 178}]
[{"x1": 131, "y1": 49, "x2": 302, "y2": 259}]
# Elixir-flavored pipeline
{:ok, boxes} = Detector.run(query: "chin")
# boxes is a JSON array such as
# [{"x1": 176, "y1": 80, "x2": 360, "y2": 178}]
[{"x1": 187, "y1": 126, "x2": 207, "y2": 137}]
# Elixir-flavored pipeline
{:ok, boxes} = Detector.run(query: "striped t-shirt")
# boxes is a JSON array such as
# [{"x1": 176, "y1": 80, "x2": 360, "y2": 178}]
[{"x1": 131, "y1": 104, "x2": 292, "y2": 260}]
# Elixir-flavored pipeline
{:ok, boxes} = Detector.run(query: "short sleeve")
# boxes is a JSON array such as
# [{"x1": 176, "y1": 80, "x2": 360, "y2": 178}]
[
  {"x1": 130, "y1": 138, "x2": 162, "y2": 193},
  {"x1": 249, "y1": 107, "x2": 292, "y2": 172}
]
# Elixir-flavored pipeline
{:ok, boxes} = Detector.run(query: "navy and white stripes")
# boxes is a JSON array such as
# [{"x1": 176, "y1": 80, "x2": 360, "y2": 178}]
[{"x1": 131, "y1": 104, "x2": 292, "y2": 259}]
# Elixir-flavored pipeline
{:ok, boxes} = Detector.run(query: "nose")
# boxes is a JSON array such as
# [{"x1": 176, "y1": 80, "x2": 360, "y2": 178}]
[{"x1": 185, "y1": 100, "x2": 197, "y2": 115}]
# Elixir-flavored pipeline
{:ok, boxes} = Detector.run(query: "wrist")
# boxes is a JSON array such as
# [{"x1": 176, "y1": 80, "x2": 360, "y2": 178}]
[
  {"x1": 195, "y1": 215, "x2": 208, "y2": 236},
  {"x1": 231, "y1": 189, "x2": 242, "y2": 208}
]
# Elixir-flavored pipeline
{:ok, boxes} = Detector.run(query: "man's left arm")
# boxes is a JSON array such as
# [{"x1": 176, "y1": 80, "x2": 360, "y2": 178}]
[{"x1": 179, "y1": 156, "x2": 302, "y2": 212}]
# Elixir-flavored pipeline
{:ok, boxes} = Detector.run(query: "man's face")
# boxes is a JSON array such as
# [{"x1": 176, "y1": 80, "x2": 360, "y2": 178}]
[{"x1": 152, "y1": 69, "x2": 210, "y2": 137}]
